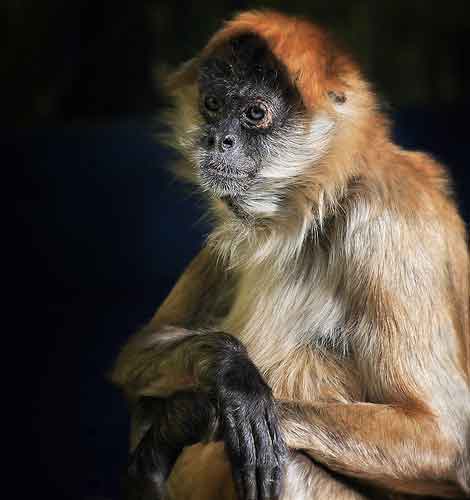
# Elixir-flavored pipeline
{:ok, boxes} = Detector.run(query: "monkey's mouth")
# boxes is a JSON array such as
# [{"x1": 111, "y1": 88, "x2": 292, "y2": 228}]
[
  {"x1": 199, "y1": 163, "x2": 255, "y2": 197},
  {"x1": 205, "y1": 167, "x2": 250, "y2": 179}
]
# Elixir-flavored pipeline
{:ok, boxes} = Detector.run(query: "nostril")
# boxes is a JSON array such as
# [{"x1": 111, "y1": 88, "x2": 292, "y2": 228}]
[
  {"x1": 207, "y1": 136, "x2": 216, "y2": 148},
  {"x1": 222, "y1": 135, "x2": 235, "y2": 150}
]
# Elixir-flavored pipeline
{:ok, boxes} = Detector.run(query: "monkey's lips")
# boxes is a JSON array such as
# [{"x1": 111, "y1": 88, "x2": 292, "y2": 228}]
[{"x1": 205, "y1": 167, "x2": 250, "y2": 179}]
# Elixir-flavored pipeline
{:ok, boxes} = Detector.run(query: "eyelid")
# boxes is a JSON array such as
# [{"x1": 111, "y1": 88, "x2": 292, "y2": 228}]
[
  {"x1": 246, "y1": 102, "x2": 266, "y2": 116},
  {"x1": 205, "y1": 95, "x2": 220, "y2": 109},
  {"x1": 242, "y1": 100, "x2": 272, "y2": 128},
  {"x1": 200, "y1": 94, "x2": 223, "y2": 117}
]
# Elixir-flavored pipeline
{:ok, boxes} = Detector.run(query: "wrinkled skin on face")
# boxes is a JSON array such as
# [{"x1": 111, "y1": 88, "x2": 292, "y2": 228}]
[{"x1": 196, "y1": 33, "x2": 304, "y2": 200}]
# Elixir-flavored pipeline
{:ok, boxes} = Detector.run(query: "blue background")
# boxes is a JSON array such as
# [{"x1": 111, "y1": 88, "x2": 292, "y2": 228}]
[{"x1": 6, "y1": 1, "x2": 469, "y2": 498}]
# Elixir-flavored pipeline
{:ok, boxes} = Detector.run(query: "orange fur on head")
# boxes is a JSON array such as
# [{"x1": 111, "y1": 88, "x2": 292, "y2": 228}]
[
  {"x1": 166, "y1": 10, "x2": 367, "y2": 110},
  {"x1": 202, "y1": 10, "x2": 359, "y2": 110}
]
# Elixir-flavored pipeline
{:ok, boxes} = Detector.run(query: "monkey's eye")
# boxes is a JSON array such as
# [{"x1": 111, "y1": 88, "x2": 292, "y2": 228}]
[
  {"x1": 245, "y1": 103, "x2": 266, "y2": 123},
  {"x1": 204, "y1": 95, "x2": 221, "y2": 113}
]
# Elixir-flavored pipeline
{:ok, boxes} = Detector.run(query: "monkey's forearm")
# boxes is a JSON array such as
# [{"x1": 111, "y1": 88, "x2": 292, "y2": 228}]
[
  {"x1": 112, "y1": 326, "x2": 203, "y2": 400},
  {"x1": 278, "y1": 401, "x2": 465, "y2": 497},
  {"x1": 112, "y1": 327, "x2": 256, "y2": 400}
]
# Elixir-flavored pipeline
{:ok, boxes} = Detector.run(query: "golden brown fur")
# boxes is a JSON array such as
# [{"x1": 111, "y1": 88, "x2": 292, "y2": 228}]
[{"x1": 113, "y1": 10, "x2": 470, "y2": 499}]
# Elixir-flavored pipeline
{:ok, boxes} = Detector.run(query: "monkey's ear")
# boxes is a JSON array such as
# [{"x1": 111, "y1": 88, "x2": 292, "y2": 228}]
[
  {"x1": 155, "y1": 58, "x2": 200, "y2": 97},
  {"x1": 327, "y1": 90, "x2": 347, "y2": 105}
]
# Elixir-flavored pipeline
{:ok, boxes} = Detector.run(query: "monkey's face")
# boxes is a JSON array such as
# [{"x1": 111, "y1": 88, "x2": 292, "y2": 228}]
[{"x1": 195, "y1": 34, "x2": 306, "y2": 200}]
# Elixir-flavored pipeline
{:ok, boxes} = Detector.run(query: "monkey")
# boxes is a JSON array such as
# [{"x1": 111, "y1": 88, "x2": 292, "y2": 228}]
[{"x1": 112, "y1": 10, "x2": 470, "y2": 500}]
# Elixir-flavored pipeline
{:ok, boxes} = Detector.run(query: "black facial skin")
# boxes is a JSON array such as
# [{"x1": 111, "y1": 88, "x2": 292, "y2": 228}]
[
  {"x1": 124, "y1": 332, "x2": 287, "y2": 500},
  {"x1": 197, "y1": 33, "x2": 303, "y2": 201}
]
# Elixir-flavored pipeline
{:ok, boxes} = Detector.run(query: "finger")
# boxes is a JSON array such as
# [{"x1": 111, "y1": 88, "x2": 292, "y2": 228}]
[
  {"x1": 258, "y1": 466, "x2": 271, "y2": 500},
  {"x1": 251, "y1": 416, "x2": 286, "y2": 500},
  {"x1": 223, "y1": 413, "x2": 246, "y2": 499},
  {"x1": 143, "y1": 478, "x2": 166, "y2": 500},
  {"x1": 242, "y1": 467, "x2": 257, "y2": 500},
  {"x1": 269, "y1": 466, "x2": 284, "y2": 500},
  {"x1": 256, "y1": 465, "x2": 283, "y2": 500},
  {"x1": 224, "y1": 412, "x2": 258, "y2": 500},
  {"x1": 238, "y1": 419, "x2": 258, "y2": 500},
  {"x1": 251, "y1": 423, "x2": 277, "y2": 500},
  {"x1": 223, "y1": 411, "x2": 242, "y2": 463},
  {"x1": 264, "y1": 407, "x2": 286, "y2": 460},
  {"x1": 232, "y1": 467, "x2": 247, "y2": 500},
  {"x1": 126, "y1": 426, "x2": 173, "y2": 500},
  {"x1": 251, "y1": 416, "x2": 272, "y2": 465}
]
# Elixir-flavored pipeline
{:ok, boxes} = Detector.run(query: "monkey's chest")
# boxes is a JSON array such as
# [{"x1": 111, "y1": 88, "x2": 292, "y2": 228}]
[{"x1": 218, "y1": 267, "x2": 361, "y2": 403}]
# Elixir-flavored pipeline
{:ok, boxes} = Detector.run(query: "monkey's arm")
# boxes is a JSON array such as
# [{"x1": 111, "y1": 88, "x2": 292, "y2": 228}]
[
  {"x1": 276, "y1": 208, "x2": 470, "y2": 497},
  {"x1": 278, "y1": 400, "x2": 467, "y2": 497},
  {"x1": 113, "y1": 247, "x2": 285, "y2": 499},
  {"x1": 116, "y1": 328, "x2": 287, "y2": 500}
]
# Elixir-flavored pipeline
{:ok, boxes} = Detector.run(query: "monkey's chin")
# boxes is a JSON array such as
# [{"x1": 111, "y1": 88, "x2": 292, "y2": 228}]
[{"x1": 199, "y1": 168, "x2": 250, "y2": 198}]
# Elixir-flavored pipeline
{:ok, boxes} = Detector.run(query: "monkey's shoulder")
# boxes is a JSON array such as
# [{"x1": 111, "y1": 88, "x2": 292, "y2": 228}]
[
  {"x1": 385, "y1": 148, "x2": 455, "y2": 205},
  {"x1": 344, "y1": 147, "x2": 462, "y2": 228}
]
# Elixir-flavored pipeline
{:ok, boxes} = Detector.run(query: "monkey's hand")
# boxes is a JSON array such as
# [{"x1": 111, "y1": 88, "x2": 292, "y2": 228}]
[
  {"x1": 121, "y1": 330, "x2": 287, "y2": 500},
  {"x1": 123, "y1": 392, "x2": 216, "y2": 500},
  {"x1": 208, "y1": 334, "x2": 288, "y2": 500}
]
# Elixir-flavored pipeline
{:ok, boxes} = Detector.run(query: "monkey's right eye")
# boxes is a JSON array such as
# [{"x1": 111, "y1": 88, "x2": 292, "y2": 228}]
[{"x1": 204, "y1": 95, "x2": 221, "y2": 113}]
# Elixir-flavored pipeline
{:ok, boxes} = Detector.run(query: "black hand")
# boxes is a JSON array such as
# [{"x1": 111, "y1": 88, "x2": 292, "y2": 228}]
[
  {"x1": 123, "y1": 417, "x2": 173, "y2": 500},
  {"x1": 210, "y1": 335, "x2": 288, "y2": 500},
  {"x1": 123, "y1": 392, "x2": 215, "y2": 500}
]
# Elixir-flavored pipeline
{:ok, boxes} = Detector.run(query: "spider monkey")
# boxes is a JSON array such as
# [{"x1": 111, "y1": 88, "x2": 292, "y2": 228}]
[{"x1": 113, "y1": 10, "x2": 470, "y2": 500}]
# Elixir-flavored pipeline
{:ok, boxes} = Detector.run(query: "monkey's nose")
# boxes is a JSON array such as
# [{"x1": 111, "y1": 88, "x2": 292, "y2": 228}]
[{"x1": 221, "y1": 135, "x2": 235, "y2": 151}]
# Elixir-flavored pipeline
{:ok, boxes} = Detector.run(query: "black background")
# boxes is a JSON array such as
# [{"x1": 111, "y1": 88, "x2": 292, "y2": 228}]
[{"x1": 6, "y1": 1, "x2": 470, "y2": 499}]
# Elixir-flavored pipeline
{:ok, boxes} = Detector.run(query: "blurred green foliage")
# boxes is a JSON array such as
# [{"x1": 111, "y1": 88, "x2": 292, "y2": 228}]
[{"x1": 4, "y1": 0, "x2": 469, "y2": 124}]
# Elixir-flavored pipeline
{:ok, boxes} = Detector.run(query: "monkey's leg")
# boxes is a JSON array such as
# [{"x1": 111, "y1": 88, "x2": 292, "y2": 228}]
[
  {"x1": 166, "y1": 442, "x2": 370, "y2": 500},
  {"x1": 166, "y1": 443, "x2": 237, "y2": 500},
  {"x1": 283, "y1": 452, "x2": 372, "y2": 500},
  {"x1": 277, "y1": 401, "x2": 466, "y2": 497}
]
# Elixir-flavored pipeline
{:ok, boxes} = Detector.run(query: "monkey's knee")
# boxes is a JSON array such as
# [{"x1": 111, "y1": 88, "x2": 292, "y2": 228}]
[
  {"x1": 166, "y1": 444, "x2": 369, "y2": 500},
  {"x1": 283, "y1": 452, "x2": 369, "y2": 500},
  {"x1": 166, "y1": 442, "x2": 237, "y2": 500}
]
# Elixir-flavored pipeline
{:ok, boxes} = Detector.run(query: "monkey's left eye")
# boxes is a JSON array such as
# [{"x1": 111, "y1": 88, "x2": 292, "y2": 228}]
[
  {"x1": 204, "y1": 95, "x2": 221, "y2": 113},
  {"x1": 245, "y1": 103, "x2": 266, "y2": 123}
]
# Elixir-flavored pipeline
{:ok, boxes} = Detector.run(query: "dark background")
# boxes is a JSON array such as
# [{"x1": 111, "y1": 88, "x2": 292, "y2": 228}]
[{"x1": 6, "y1": 1, "x2": 469, "y2": 499}]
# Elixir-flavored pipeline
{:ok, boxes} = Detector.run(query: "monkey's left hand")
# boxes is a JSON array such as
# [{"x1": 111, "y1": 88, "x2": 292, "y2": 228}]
[{"x1": 207, "y1": 333, "x2": 288, "y2": 500}]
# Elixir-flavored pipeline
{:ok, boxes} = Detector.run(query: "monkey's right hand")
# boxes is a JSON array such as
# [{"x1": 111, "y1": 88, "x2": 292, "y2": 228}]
[
  {"x1": 206, "y1": 333, "x2": 288, "y2": 500},
  {"x1": 123, "y1": 392, "x2": 216, "y2": 500}
]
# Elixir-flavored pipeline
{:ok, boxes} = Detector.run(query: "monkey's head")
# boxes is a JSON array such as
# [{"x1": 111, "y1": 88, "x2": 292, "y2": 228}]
[
  {"x1": 195, "y1": 32, "x2": 303, "y2": 200},
  {"x1": 164, "y1": 11, "x2": 384, "y2": 221}
]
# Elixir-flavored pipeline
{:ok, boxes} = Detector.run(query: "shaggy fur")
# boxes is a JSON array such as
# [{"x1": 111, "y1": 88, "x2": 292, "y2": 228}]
[{"x1": 113, "y1": 10, "x2": 470, "y2": 499}]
